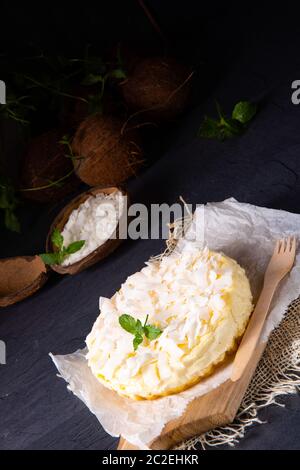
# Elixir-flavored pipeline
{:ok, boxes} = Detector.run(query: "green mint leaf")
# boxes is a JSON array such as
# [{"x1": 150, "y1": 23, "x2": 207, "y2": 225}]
[
  {"x1": 39, "y1": 252, "x2": 61, "y2": 265},
  {"x1": 133, "y1": 333, "x2": 143, "y2": 351},
  {"x1": 119, "y1": 314, "x2": 163, "y2": 350},
  {"x1": 232, "y1": 101, "x2": 257, "y2": 124},
  {"x1": 136, "y1": 319, "x2": 144, "y2": 334},
  {"x1": 220, "y1": 118, "x2": 244, "y2": 140},
  {"x1": 119, "y1": 314, "x2": 139, "y2": 335},
  {"x1": 110, "y1": 68, "x2": 127, "y2": 79},
  {"x1": 198, "y1": 100, "x2": 257, "y2": 141},
  {"x1": 144, "y1": 325, "x2": 163, "y2": 341},
  {"x1": 51, "y1": 228, "x2": 64, "y2": 250},
  {"x1": 197, "y1": 116, "x2": 219, "y2": 139},
  {"x1": 65, "y1": 240, "x2": 85, "y2": 255},
  {"x1": 4, "y1": 209, "x2": 20, "y2": 232}
]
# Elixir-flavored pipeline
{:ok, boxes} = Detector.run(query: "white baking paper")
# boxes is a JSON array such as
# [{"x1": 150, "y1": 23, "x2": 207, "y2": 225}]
[{"x1": 50, "y1": 198, "x2": 300, "y2": 449}]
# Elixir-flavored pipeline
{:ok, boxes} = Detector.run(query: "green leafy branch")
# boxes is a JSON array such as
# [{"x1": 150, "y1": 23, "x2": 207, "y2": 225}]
[
  {"x1": 80, "y1": 67, "x2": 126, "y2": 115},
  {"x1": 22, "y1": 74, "x2": 88, "y2": 103},
  {"x1": 20, "y1": 134, "x2": 80, "y2": 194},
  {"x1": 0, "y1": 175, "x2": 20, "y2": 232},
  {"x1": 59, "y1": 134, "x2": 83, "y2": 163},
  {"x1": 40, "y1": 228, "x2": 85, "y2": 265},
  {"x1": 3, "y1": 46, "x2": 127, "y2": 124},
  {"x1": 22, "y1": 49, "x2": 127, "y2": 116},
  {"x1": 0, "y1": 135, "x2": 78, "y2": 233},
  {"x1": 119, "y1": 314, "x2": 163, "y2": 351},
  {"x1": 20, "y1": 168, "x2": 75, "y2": 193},
  {"x1": 80, "y1": 46, "x2": 127, "y2": 114},
  {"x1": 198, "y1": 100, "x2": 257, "y2": 140},
  {"x1": 0, "y1": 93, "x2": 35, "y2": 125}
]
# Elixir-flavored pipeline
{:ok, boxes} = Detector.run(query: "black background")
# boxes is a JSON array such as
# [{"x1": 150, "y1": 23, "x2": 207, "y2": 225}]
[{"x1": 1, "y1": 1, "x2": 300, "y2": 450}]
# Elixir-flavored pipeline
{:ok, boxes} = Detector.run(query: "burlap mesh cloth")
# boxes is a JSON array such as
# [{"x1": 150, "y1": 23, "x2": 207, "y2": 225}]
[{"x1": 159, "y1": 208, "x2": 300, "y2": 449}]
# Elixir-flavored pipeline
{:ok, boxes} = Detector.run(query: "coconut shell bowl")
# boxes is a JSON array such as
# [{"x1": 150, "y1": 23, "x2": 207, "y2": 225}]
[
  {"x1": 0, "y1": 256, "x2": 48, "y2": 307},
  {"x1": 46, "y1": 186, "x2": 128, "y2": 275}
]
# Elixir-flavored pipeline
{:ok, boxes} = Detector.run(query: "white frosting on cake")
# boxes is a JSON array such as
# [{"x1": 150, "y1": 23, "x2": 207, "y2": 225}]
[{"x1": 86, "y1": 246, "x2": 253, "y2": 399}]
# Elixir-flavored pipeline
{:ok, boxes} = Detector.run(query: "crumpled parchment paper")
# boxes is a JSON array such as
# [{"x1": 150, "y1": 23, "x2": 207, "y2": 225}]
[{"x1": 50, "y1": 198, "x2": 300, "y2": 449}]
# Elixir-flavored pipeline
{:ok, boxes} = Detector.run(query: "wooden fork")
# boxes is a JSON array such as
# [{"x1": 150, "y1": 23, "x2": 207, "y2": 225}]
[{"x1": 231, "y1": 237, "x2": 297, "y2": 382}]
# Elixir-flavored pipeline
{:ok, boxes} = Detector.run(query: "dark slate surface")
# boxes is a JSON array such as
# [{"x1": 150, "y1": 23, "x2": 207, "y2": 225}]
[{"x1": 1, "y1": 4, "x2": 300, "y2": 450}]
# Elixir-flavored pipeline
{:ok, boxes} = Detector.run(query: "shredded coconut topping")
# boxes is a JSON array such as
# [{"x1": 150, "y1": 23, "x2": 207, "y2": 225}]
[
  {"x1": 61, "y1": 191, "x2": 125, "y2": 266},
  {"x1": 86, "y1": 246, "x2": 253, "y2": 399}
]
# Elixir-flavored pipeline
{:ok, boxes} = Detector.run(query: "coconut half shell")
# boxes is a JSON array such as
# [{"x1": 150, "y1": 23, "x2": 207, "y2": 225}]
[
  {"x1": 46, "y1": 186, "x2": 128, "y2": 275},
  {"x1": 0, "y1": 256, "x2": 48, "y2": 307}
]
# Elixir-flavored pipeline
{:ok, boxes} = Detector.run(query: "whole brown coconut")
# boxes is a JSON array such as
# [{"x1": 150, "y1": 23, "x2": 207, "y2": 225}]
[
  {"x1": 72, "y1": 114, "x2": 143, "y2": 186},
  {"x1": 120, "y1": 57, "x2": 193, "y2": 122},
  {"x1": 21, "y1": 130, "x2": 80, "y2": 203}
]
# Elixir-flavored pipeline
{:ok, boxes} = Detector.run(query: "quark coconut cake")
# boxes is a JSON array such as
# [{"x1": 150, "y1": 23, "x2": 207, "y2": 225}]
[{"x1": 86, "y1": 247, "x2": 253, "y2": 400}]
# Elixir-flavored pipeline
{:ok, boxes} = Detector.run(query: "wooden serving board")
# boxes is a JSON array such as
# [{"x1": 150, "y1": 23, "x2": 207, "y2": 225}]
[{"x1": 118, "y1": 342, "x2": 266, "y2": 450}]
